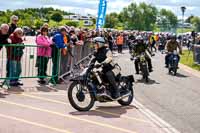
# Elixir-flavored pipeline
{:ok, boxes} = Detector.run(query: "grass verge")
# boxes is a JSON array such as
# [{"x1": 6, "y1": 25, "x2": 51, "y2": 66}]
[{"x1": 180, "y1": 50, "x2": 200, "y2": 71}]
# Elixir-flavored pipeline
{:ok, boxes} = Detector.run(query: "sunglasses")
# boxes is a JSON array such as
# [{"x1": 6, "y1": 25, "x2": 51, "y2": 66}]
[{"x1": 17, "y1": 32, "x2": 23, "y2": 36}]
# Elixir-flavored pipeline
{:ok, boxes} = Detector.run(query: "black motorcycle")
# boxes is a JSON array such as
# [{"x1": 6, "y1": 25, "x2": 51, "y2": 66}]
[
  {"x1": 68, "y1": 57, "x2": 135, "y2": 111},
  {"x1": 168, "y1": 50, "x2": 179, "y2": 76}
]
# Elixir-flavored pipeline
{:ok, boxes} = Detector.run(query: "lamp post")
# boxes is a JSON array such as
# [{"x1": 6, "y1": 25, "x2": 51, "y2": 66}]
[{"x1": 181, "y1": 6, "x2": 186, "y2": 46}]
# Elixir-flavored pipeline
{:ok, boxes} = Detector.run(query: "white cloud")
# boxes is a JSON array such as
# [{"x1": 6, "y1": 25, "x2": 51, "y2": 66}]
[{"x1": 0, "y1": 0, "x2": 200, "y2": 17}]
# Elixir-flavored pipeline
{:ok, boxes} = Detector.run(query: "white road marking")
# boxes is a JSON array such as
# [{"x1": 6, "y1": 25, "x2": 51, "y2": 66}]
[{"x1": 134, "y1": 100, "x2": 180, "y2": 133}]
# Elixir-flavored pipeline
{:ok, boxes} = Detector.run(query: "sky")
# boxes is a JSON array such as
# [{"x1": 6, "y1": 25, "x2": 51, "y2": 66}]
[{"x1": 0, "y1": 0, "x2": 199, "y2": 18}]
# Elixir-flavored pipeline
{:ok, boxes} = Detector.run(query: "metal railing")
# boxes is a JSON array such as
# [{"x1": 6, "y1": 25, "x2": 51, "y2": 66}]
[{"x1": 0, "y1": 44, "x2": 60, "y2": 88}]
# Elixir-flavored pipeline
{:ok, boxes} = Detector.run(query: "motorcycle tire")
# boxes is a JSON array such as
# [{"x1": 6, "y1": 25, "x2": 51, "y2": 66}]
[
  {"x1": 118, "y1": 84, "x2": 134, "y2": 106},
  {"x1": 68, "y1": 81, "x2": 95, "y2": 112}
]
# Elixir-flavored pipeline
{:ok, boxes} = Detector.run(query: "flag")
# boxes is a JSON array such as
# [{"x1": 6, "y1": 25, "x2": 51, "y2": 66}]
[{"x1": 96, "y1": 0, "x2": 107, "y2": 29}]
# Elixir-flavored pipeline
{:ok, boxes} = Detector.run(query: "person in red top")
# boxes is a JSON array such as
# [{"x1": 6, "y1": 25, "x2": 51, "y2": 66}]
[{"x1": 7, "y1": 28, "x2": 24, "y2": 86}]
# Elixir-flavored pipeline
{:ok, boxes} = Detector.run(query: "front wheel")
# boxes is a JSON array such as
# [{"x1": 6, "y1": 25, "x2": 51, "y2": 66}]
[
  {"x1": 68, "y1": 81, "x2": 95, "y2": 111},
  {"x1": 118, "y1": 85, "x2": 134, "y2": 106}
]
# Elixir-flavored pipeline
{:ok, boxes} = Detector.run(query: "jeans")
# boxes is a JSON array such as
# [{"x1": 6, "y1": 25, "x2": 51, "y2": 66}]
[
  {"x1": 8, "y1": 60, "x2": 22, "y2": 83},
  {"x1": 165, "y1": 54, "x2": 180, "y2": 66}
]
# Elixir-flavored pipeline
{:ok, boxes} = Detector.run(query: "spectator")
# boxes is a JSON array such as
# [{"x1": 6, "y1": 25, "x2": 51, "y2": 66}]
[
  {"x1": 0, "y1": 24, "x2": 9, "y2": 50},
  {"x1": 107, "y1": 32, "x2": 114, "y2": 52},
  {"x1": 51, "y1": 26, "x2": 70, "y2": 84},
  {"x1": 0, "y1": 24, "x2": 9, "y2": 94},
  {"x1": 36, "y1": 27, "x2": 52, "y2": 84},
  {"x1": 7, "y1": 28, "x2": 24, "y2": 86},
  {"x1": 151, "y1": 36, "x2": 157, "y2": 52},
  {"x1": 116, "y1": 33, "x2": 124, "y2": 53},
  {"x1": 43, "y1": 23, "x2": 49, "y2": 29},
  {"x1": 9, "y1": 15, "x2": 19, "y2": 35}
]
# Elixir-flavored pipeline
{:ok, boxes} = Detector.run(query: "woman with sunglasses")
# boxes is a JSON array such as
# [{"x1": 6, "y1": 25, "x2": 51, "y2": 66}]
[
  {"x1": 36, "y1": 27, "x2": 52, "y2": 84},
  {"x1": 9, "y1": 15, "x2": 19, "y2": 35}
]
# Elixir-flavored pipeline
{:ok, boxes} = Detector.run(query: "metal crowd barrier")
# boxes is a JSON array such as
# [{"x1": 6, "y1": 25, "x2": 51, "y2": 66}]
[
  {"x1": 59, "y1": 41, "x2": 94, "y2": 81},
  {"x1": 0, "y1": 44, "x2": 60, "y2": 88}
]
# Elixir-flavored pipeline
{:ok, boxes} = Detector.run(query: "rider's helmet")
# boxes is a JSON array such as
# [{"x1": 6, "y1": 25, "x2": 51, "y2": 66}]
[
  {"x1": 171, "y1": 34, "x2": 177, "y2": 41},
  {"x1": 93, "y1": 37, "x2": 106, "y2": 49},
  {"x1": 136, "y1": 35, "x2": 144, "y2": 44}
]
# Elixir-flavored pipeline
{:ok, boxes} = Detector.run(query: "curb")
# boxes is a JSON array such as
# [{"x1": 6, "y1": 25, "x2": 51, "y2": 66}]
[{"x1": 179, "y1": 63, "x2": 200, "y2": 78}]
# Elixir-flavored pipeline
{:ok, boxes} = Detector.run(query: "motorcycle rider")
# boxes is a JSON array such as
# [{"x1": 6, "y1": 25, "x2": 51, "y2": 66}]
[
  {"x1": 165, "y1": 35, "x2": 182, "y2": 68},
  {"x1": 92, "y1": 37, "x2": 121, "y2": 99},
  {"x1": 131, "y1": 35, "x2": 153, "y2": 74}
]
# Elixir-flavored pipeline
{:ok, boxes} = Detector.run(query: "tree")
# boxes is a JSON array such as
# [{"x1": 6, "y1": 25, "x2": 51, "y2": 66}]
[
  {"x1": 191, "y1": 17, "x2": 200, "y2": 32},
  {"x1": 104, "y1": 12, "x2": 119, "y2": 28},
  {"x1": 186, "y1": 15, "x2": 194, "y2": 23},
  {"x1": 158, "y1": 9, "x2": 178, "y2": 31},
  {"x1": 34, "y1": 19, "x2": 43, "y2": 29},
  {"x1": 119, "y1": 2, "x2": 157, "y2": 30},
  {"x1": 51, "y1": 12, "x2": 63, "y2": 23},
  {"x1": 65, "y1": 21, "x2": 79, "y2": 27},
  {"x1": 138, "y1": 3, "x2": 158, "y2": 30}
]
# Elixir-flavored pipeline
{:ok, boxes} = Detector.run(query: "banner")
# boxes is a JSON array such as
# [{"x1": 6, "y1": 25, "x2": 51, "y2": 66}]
[{"x1": 96, "y1": 0, "x2": 107, "y2": 29}]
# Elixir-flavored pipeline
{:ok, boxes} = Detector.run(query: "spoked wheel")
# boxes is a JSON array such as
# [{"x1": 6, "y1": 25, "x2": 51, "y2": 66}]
[
  {"x1": 118, "y1": 81, "x2": 134, "y2": 106},
  {"x1": 68, "y1": 81, "x2": 95, "y2": 111}
]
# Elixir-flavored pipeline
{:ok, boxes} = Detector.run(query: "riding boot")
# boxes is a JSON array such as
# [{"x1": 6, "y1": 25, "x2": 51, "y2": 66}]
[{"x1": 105, "y1": 71, "x2": 120, "y2": 99}]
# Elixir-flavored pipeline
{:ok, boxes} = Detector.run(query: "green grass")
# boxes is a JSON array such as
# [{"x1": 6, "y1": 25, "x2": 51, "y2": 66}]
[{"x1": 180, "y1": 50, "x2": 200, "y2": 71}]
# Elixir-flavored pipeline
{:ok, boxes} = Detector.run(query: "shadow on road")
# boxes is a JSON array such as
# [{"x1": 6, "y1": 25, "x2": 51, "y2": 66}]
[
  {"x1": 136, "y1": 78, "x2": 160, "y2": 85},
  {"x1": 0, "y1": 94, "x2": 6, "y2": 98},
  {"x1": 174, "y1": 73, "x2": 189, "y2": 78},
  {"x1": 36, "y1": 86, "x2": 58, "y2": 92},
  {"x1": 7, "y1": 87, "x2": 24, "y2": 94},
  {"x1": 52, "y1": 84, "x2": 69, "y2": 91},
  {"x1": 69, "y1": 105, "x2": 137, "y2": 118}
]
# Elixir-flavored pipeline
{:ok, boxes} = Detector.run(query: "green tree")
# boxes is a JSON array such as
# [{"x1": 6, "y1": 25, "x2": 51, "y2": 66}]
[
  {"x1": 104, "y1": 12, "x2": 119, "y2": 28},
  {"x1": 186, "y1": 15, "x2": 194, "y2": 23},
  {"x1": 34, "y1": 19, "x2": 43, "y2": 29},
  {"x1": 65, "y1": 21, "x2": 79, "y2": 27},
  {"x1": 51, "y1": 12, "x2": 63, "y2": 23},
  {"x1": 119, "y1": 2, "x2": 157, "y2": 30},
  {"x1": 158, "y1": 9, "x2": 178, "y2": 31},
  {"x1": 191, "y1": 17, "x2": 200, "y2": 32}
]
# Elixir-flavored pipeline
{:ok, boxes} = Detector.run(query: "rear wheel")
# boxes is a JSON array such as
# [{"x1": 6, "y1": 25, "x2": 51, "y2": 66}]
[{"x1": 68, "y1": 81, "x2": 95, "y2": 111}]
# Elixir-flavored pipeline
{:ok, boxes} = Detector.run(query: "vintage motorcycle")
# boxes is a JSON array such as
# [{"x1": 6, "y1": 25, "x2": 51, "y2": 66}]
[
  {"x1": 68, "y1": 55, "x2": 135, "y2": 111},
  {"x1": 131, "y1": 52, "x2": 150, "y2": 83}
]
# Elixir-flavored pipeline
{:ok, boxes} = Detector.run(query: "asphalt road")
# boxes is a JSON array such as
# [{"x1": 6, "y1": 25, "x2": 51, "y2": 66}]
[{"x1": 116, "y1": 51, "x2": 200, "y2": 133}]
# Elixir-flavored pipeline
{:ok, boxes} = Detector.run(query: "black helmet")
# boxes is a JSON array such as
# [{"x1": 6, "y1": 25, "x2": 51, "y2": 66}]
[{"x1": 171, "y1": 34, "x2": 177, "y2": 40}]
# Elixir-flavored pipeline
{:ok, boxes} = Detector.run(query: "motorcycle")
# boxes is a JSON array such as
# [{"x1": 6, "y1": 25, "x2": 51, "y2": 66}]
[
  {"x1": 68, "y1": 56, "x2": 135, "y2": 111},
  {"x1": 168, "y1": 50, "x2": 179, "y2": 76},
  {"x1": 131, "y1": 52, "x2": 149, "y2": 83}
]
